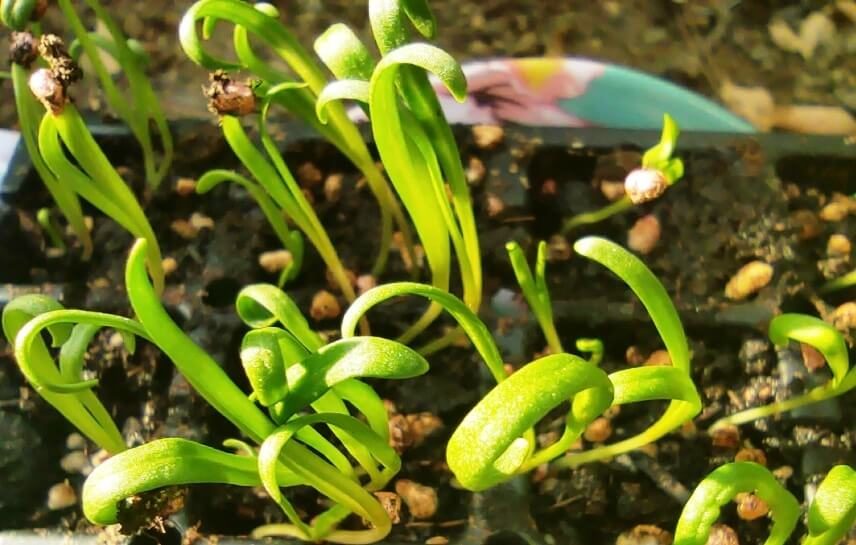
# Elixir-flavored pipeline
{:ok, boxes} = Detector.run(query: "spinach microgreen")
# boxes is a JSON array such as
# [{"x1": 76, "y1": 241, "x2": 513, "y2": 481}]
[
  {"x1": 36, "y1": 207, "x2": 66, "y2": 251},
  {"x1": 820, "y1": 268, "x2": 856, "y2": 293},
  {"x1": 561, "y1": 114, "x2": 684, "y2": 234},
  {"x1": 9, "y1": 31, "x2": 93, "y2": 258},
  {"x1": 179, "y1": 0, "x2": 415, "y2": 277},
  {"x1": 712, "y1": 313, "x2": 853, "y2": 429},
  {"x1": 316, "y1": 1, "x2": 482, "y2": 342},
  {"x1": 506, "y1": 240, "x2": 562, "y2": 354},
  {"x1": 32, "y1": 57, "x2": 165, "y2": 293},
  {"x1": 675, "y1": 462, "x2": 855, "y2": 545},
  {"x1": 59, "y1": 0, "x2": 173, "y2": 188}
]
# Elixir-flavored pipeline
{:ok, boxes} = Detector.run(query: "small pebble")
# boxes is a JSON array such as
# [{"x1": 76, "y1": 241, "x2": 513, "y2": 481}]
[
  {"x1": 735, "y1": 492, "x2": 769, "y2": 520},
  {"x1": 175, "y1": 177, "x2": 197, "y2": 196},
  {"x1": 297, "y1": 162, "x2": 323, "y2": 187},
  {"x1": 373, "y1": 491, "x2": 401, "y2": 524},
  {"x1": 645, "y1": 349, "x2": 671, "y2": 366},
  {"x1": 486, "y1": 193, "x2": 505, "y2": 217},
  {"x1": 626, "y1": 346, "x2": 647, "y2": 366},
  {"x1": 705, "y1": 523, "x2": 739, "y2": 545},
  {"x1": 471, "y1": 125, "x2": 504, "y2": 149},
  {"x1": 170, "y1": 219, "x2": 198, "y2": 240},
  {"x1": 310, "y1": 290, "x2": 341, "y2": 321},
  {"x1": 615, "y1": 524, "x2": 672, "y2": 545},
  {"x1": 600, "y1": 180, "x2": 626, "y2": 201},
  {"x1": 66, "y1": 433, "x2": 86, "y2": 450},
  {"x1": 724, "y1": 261, "x2": 773, "y2": 300},
  {"x1": 356, "y1": 274, "x2": 377, "y2": 294},
  {"x1": 323, "y1": 174, "x2": 343, "y2": 202},
  {"x1": 624, "y1": 168, "x2": 667, "y2": 205},
  {"x1": 826, "y1": 234, "x2": 851, "y2": 256},
  {"x1": 258, "y1": 250, "x2": 293, "y2": 274},
  {"x1": 791, "y1": 210, "x2": 822, "y2": 240},
  {"x1": 584, "y1": 417, "x2": 613, "y2": 443},
  {"x1": 711, "y1": 425, "x2": 740, "y2": 448},
  {"x1": 161, "y1": 257, "x2": 178, "y2": 276},
  {"x1": 547, "y1": 235, "x2": 572, "y2": 261},
  {"x1": 47, "y1": 482, "x2": 77, "y2": 510},
  {"x1": 395, "y1": 479, "x2": 438, "y2": 519},
  {"x1": 819, "y1": 202, "x2": 849, "y2": 222},
  {"x1": 831, "y1": 302, "x2": 856, "y2": 331},
  {"x1": 800, "y1": 343, "x2": 826, "y2": 372},
  {"x1": 189, "y1": 212, "x2": 214, "y2": 231},
  {"x1": 627, "y1": 215, "x2": 661, "y2": 255},
  {"x1": 60, "y1": 450, "x2": 92, "y2": 475},
  {"x1": 466, "y1": 156, "x2": 486, "y2": 185},
  {"x1": 734, "y1": 448, "x2": 767, "y2": 466}
]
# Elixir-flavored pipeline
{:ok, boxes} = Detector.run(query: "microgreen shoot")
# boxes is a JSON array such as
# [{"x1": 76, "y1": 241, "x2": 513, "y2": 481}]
[
  {"x1": 35, "y1": 78, "x2": 165, "y2": 293},
  {"x1": 59, "y1": 0, "x2": 173, "y2": 188},
  {"x1": 5, "y1": 236, "x2": 437, "y2": 543},
  {"x1": 712, "y1": 313, "x2": 853, "y2": 429},
  {"x1": 36, "y1": 207, "x2": 66, "y2": 250},
  {"x1": 820, "y1": 268, "x2": 856, "y2": 294},
  {"x1": 179, "y1": 0, "x2": 415, "y2": 276},
  {"x1": 561, "y1": 114, "x2": 684, "y2": 234},
  {"x1": 675, "y1": 462, "x2": 856, "y2": 545},
  {"x1": 316, "y1": 1, "x2": 482, "y2": 342},
  {"x1": 559, "y1": 237, "x2": 700, "y2": 468},
  {"x1": 506, "y1": 240, "x2": 562, "y2": 354},
  {"x1": 201, "y1": 79, "x2": 359, "y2": 296},
  {"x1": 8, "y1": 32, "x2": 93, "y2": 259}
]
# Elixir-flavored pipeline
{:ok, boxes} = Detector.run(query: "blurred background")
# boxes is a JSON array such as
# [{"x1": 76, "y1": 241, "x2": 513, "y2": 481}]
[{"x1": 2, "y1": 0, "x2": 855, "y2": 131}]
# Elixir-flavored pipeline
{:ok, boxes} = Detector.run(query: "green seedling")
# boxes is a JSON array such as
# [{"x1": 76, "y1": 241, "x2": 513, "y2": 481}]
[
  {"x1": 820, "y1": 268, "x2": 856, "y2": 294},
  {"x1": 316, "y1": 0, "x2": 481, "y2": 343},
  {"x1": 3, "y1": 0, "x2": 172, "y2": 188},
  {"x1": 9, "y1": 31, "x2": 93, "y2": 259},
  {"x1": 36, "y1": 207, "x2": 66, "y2": 250},
  {"x1": 562, "y1": 114, "x2": 684, "y2": 234},
  {"x1": 179, "y1": 0, "x2": 415, "y2": 277},
  {"x1": 31, "y1": 63, "x2": 164, "y2": 293},
  {"x1": 341, "y1": 237, "x2": 699, "y2": 490},
  {"x1": 674, "y1": 462, "x2": 855, "y2": 545},
  {"x1": 5, "y1": 238, "x2": 432, "y2": 543},
  {"x1": 712, "y1": 313, "x2": 853, "y2": 429}
]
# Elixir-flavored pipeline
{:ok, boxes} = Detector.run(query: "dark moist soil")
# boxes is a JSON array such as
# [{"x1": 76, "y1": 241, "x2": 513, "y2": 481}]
[{"x1": 0, "y1": 121, "x2": 854, "y2": 545}]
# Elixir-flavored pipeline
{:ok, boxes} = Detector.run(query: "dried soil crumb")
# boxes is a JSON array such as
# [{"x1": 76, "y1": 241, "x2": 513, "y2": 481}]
[
  {"x1": 485, "y1": 193, "x2": 505, "y2": 217},
  {"x1": 66, "y1": 433, "x2": 86, "y2": 450},
  {"x1": 190, "y1": 212, "x2": 214, "y2": 231},
  {"x1": 258, "y1": 250, "x2": 293, "y2": 274},
  {"x1": 205, "y1": 70, "x2": 255, "y2": 116},
  {"x1": 310, "y1": 290, "x2": 341, "y2": 321},
  {"x1": 615, "y1": 524, "x2": 672, "y2": 545},
  {"x1": 10, "y1": 31, "x2": 38, "y2": 66},
  {"x1": 60, "y1": 451, "x2": 92, "y2": 475},
  {"x1": 170, "y1": 219, "x2": 197, "y2": 240},
  {"x1": 373, "y1": 492, "x2": 401, "y2": 524},
  {"x1": 735, "y1": 492, "x2": 769, "y2": 520},
  {"x1": 47, "y1": 481, "x2": 77, "y2": 510},
  {"x1": 161, "y1": 257, "x2": 178, "y2": 277},
  {"x1": 472, "y1": 125, "x2": 504, "y2": 149},
  {"x1": 584, "y1": 417, "x2": 613, "y2": 443},
  {"x1": 324, "y1": 174, "x2": 343, "y2": 202},
  {"x1": 425, "y1": 537, "x2": 449, "y2": 545},
  {"x1": 175, "y1": 178, "x2": 197, "y2": 196},
  {"x1": 626, "y1": 346, "x2": 647, "y2": 366},
  {"x1": 395, "y1": 479, "x2": 437, "y2": 519},
  {"x1": 706, "y1": 523, "x2": 739, "y2": 545},
  {"x1": 326, "y1": 268, "x2": 357, "y2": 293},
  {"x1": 627, "y1": 215, "x2": 661, "y2": 255},
  {"x1": 734, "y1": 448, "x2": 767, "y2": 466},
  {"x1": 601, "y1": 179, "x2": 626, "y2": 201},
  {"x1": 466, "y1": 156, "x2": 486, "y2": 185},
  {"x1": 724, "y1": 261, "x2": 773, "y2": 300}
]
